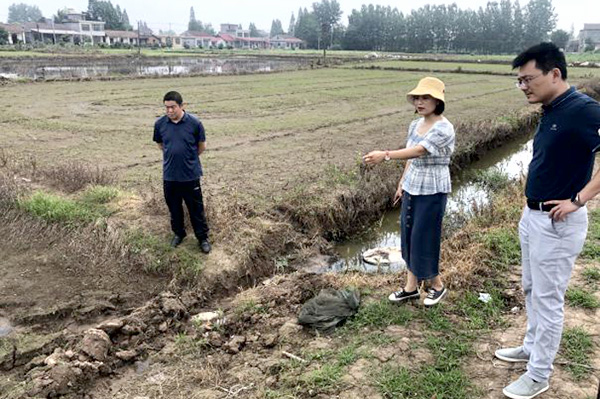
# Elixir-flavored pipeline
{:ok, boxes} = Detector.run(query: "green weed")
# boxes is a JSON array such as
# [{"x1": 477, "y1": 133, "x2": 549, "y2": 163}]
[
  {"x1": 19, "y1": 191, "x2": 103, "y2": 225},
  {"x1": 471, "y1": 167, "x2": 512, "y2": 192},
  {"x1": 420, "y1": 305, "x2": 452, "y2": 331},
  {"x1": 80, "y1": 185, "x2": 120, "y2": 204},
  {"x1": 345, "y1": 299, "x2": 413, "y2": 330},
  {"x1": 426, "y1": 334, "x2": 472, "y2": 372},
  {"x1": 582, "y1": 266, "x2": 600, "y2": 283},
  {"x1": 375, "y1": 364, "x2": 477, "y2": 399},
  {"x1": 480, "y1": 227, "x2": 521, "y2": 271},
  {"x1": 565, "y1": 288, "x2": 600, "y2": 309},
  {"x1": 451, "y1": 289, "x2": 505, "y2": 331},
  {"x1": 301, "y1": 363, "x2": 344, "y2": 391},
  {"x1": 560, "y1": 327, "x2": 594, "y2": 380}
]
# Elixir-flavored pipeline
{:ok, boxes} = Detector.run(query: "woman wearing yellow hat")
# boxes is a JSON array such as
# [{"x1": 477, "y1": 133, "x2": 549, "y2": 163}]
[{"x1": 363, "y1": 77, "x2": 455, "y2": 307}]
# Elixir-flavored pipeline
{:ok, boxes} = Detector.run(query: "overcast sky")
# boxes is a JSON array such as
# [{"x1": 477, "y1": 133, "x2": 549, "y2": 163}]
[{"x1": 0, "y1": 0, "x2": 596, "y2": 34}]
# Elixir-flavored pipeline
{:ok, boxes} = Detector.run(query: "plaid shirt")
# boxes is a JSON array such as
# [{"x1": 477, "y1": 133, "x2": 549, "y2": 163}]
[{"x1": 401, "y1": 118, "x2": 455, "y2": 195}]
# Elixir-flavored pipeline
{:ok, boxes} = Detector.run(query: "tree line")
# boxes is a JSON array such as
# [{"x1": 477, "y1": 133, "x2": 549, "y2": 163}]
[{"x1": 290, "y1": 0, "x2": 559, "y2": 53}]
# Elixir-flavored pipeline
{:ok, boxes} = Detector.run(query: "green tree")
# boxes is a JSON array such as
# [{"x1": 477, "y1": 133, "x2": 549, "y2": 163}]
[
  {"x1": 295, "y1": 8, "x2": 319, "y2": 48},
  {"x1": 523, "y1": 0, "x2": 556, "y2": 47},
  {"x1": 188, "y1": 7, "x2": 202, "y2": 31},
  {"x1": 87, "y1": 0, "x2": 131, "y2": 30},
  {"x1": 249, "y1": 22, "x2": 259, "y2": 37},
  {"x1": 270, "y1": 19, "x2": 284, "y2": 37},
  {"x1": 0, "y1": 27, "x2": 9, "y2": 44},
  {"x1": 511, "y1": 0, "x2": 526, "y2": 51},
  {"x1": 288, "y1": 13, "x2": 296, "y2": 36},
  {"x1": 550, "y1": 29, "x2": 569, "y2": 50},
  {"x1": 53, "y1": 7, "x2": 69, "y2": 23},
  {"x1": 312, "y1": 0, "x2": 342, "y2": 49},
  {"x1": 8, "y1": 3, "x2": 43, "y2": 23}
]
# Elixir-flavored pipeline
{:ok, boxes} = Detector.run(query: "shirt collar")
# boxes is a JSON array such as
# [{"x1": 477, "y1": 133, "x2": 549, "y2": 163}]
[
  {"x1": 542, "y1": 86, "x2": 576, "y2": 111},
  {"x1": 167, "y1": 111, "x2": 188, "y2": 124}
]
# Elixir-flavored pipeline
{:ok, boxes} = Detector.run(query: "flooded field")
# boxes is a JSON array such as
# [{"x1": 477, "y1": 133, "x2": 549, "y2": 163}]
[{"x1": 0, "y1": 55, "x2": 314, "y2": 79}]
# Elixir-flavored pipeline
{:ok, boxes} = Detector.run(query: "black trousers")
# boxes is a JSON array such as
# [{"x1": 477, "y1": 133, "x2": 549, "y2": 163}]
[{"x1": 163, "y1": 179, "x2": 209, "y2": 240}]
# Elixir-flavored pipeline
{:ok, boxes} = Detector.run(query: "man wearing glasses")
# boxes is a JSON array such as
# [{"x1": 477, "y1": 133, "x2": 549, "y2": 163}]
[{"x1": 494, "y1": 42, "x2": 600, "y2": 399}]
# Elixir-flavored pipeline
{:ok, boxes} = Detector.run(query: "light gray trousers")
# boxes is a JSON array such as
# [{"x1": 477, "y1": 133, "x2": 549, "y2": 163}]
[{"x1": 519, "y1": 206, "x2": 588, "y2": 382}]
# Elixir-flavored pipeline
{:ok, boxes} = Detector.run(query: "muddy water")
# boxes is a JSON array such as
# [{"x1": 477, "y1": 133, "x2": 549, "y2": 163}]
[
  {"x1": 330, "y1": 134, "x2": 534, "y2": 273},
  {"x1": 0, "y1": 56, "x2": 312, "y2": 80}
]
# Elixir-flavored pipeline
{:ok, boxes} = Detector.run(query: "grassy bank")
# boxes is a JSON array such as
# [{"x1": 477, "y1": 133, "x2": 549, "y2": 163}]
[{"x1": 82, "y1": 172, "x2": 599, "y2": 399}]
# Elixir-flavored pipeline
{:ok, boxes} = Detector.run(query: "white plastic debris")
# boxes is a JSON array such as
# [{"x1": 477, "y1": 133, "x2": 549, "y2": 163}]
[
  {"x1": 362, "y1": 247, "x2": 404, "y2": 266},
  {"x1": 478, "y1": 293, "x2": 492, "y2": 303}
]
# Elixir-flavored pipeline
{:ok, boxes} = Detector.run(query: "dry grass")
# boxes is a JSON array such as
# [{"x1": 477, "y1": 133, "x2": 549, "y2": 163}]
[{"x1": 37, "y1": 161, "x2": 117, "y2": 193}]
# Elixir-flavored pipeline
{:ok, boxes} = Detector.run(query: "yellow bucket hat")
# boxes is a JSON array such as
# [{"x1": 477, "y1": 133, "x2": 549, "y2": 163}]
[{"x1": 406, "y1": 77, "x2": 445, "y2": 104}]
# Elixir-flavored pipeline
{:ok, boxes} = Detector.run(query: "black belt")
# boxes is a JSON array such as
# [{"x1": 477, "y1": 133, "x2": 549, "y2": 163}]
[{"x1": 526, "y1": 199, "x2": 557, "y2": 212}]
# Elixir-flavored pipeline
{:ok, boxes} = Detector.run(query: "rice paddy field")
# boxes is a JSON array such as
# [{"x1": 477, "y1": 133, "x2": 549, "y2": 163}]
[
  {"x1": 1, "y1": 58, "x2": 599, "y2": 399},
  {"x1": 1, "y1": 67, "x2": 533, "y2": 202}
]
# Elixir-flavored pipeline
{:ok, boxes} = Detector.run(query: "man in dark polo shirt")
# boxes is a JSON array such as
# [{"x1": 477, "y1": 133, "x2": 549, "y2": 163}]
[
  {"x1": 494, "y1": 43, "x2": 600, "y2": 399},
  {"x1": 153, "y1": 91, "x2": 210, "y2": 253}
]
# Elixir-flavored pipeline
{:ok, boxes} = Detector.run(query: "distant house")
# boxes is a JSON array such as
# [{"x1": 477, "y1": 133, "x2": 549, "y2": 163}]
[
  {"x1": 220, "y1": 23, "x2": 240, "y2": 35},
  {"x1": 578, "y1": 23, "x2": 600, "y2": 52},
  {"x1": 239, "y1": 37, "x2": 269, "y2": 49},
  {"x1": 180, "y1": 31, "x2": 214, "y2": 48},
  {"x1": 217, "y1": 33, "x2": 237, "y2": 48},
  {"x1": 105, "y1": 30, "x2": 140, "y2": 45},
  {"x1": 269, "y1": 35, "x2": 304, "y2": 50},
  {"x1": 156, "y1": 34, "x2": 183, "y2": 49},
  {"x1": 0, "y1": 23, "x2": 26, "y2": 44},
  {"x1": 0, "y1": 10, "x2": 105, "y2": 45}
]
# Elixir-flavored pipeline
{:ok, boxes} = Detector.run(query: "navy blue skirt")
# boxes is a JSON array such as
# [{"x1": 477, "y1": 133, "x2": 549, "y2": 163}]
[{"x1": 400, "y1": 191, "x2": 447, "y2": 280}]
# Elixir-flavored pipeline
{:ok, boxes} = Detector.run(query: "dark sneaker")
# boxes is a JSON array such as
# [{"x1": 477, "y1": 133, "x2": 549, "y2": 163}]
[
  {"x1": 170, "y1": 235, "x2": 185, "y2": 248},
  {"x1": 199, "y1": 239, "x2": 211, "y2": 254},
  {"x1": 503, "y1": 374, "x2": 549, "y2": 399},
  {"x1": 423, "y1": 287, "x2": 447, "y2": 307},
  {"x1": 495, "y1": 346, "x2": 530, "y2": 363},
  {"x1": 388, "y1": 288, "x2": 420, "y2": 303}
]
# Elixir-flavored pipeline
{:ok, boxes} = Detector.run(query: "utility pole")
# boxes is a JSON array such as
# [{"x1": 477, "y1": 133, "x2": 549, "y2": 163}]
[
  {"x1": 137, "y1": 20, "x2": 141, "y2": 56},
  {"x1": 51, "y1": 19, "x2": 57, "y2": 44}
]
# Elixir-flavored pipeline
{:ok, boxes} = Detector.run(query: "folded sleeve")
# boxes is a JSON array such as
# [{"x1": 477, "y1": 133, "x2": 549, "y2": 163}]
[{"x1": 420, "y1": 123, "x2": 455, "y2": 156}]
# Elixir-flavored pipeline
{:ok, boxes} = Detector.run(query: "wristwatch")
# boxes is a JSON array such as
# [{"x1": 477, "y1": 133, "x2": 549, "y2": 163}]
[
  {"x1": 571, "y1": 193, "x2": 585, "y2": 207},
  {"x1": 384, "y1": 151, "x2": 390, "y2": 161}
]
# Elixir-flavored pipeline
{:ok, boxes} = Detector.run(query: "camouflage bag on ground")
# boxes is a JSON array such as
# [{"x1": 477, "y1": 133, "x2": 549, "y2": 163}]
[{"x1": 297, "y1": 288, "x2": 361, "y2": 334}]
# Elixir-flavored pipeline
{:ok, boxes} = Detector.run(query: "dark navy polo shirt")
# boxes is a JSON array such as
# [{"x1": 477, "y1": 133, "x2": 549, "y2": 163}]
[
  {"x1": 526, "y1": 86, "x2": 600, "y2": 201},
  {"x1": 153, "y1": 112, "x2": 206, "y2": 182}
]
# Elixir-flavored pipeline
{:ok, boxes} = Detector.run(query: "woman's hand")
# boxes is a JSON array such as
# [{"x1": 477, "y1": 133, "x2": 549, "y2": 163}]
[
  {"x1": 393, "y1": 187, "x2": 403, "y2": 206},
  {"x1": 363, "y1": 151, "x2": 386, "y2": 165}
]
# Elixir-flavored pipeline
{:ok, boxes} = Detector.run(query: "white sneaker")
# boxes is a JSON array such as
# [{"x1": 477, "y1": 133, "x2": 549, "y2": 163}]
[
  {"x1": 495, "y1": 346, "x2": 530, "y2": 363},
  {"x1": 423, "y1": 287, "x2": 447, "y2": 307},
  {"x1": 503, "y1": 374, "x2": 549, "y2": 399}
]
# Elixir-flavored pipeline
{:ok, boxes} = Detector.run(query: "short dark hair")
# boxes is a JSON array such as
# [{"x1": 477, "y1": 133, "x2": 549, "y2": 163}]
[
  {"x1": 434, "y1": 101, "x2": 445, "y2": 115},
  {"x1": 163, "y1": 91, "x2": 183, "y2": 105},
  {"x1": 512, "y1": 42, "x2": 568, "y2": 80}
]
